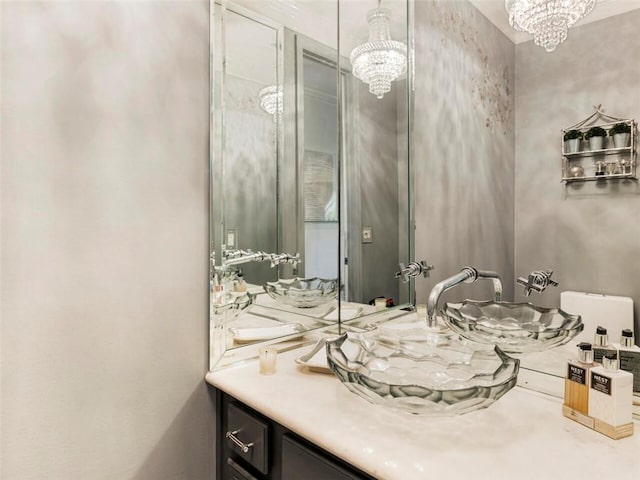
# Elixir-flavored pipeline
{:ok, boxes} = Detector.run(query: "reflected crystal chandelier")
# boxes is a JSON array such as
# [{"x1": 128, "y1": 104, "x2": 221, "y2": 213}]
[
  {"x1": 258, "y1": 85, "x2": 283, "y2": 117},
  {"x1": 350, "y1": 2, "x2": 407, "y2": 99},
  {"x1": 505, "y1": 0, "x2": 596, "y2": 52}
]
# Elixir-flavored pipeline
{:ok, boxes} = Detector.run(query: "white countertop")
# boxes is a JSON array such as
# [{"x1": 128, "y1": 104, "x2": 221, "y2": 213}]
[{"x1": 206, "y1": 347, "x2": 640, "y2": 480}]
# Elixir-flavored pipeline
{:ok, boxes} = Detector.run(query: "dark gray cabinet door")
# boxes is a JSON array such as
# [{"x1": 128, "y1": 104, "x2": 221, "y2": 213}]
[
  {"x1": 225, "y1": 458, "x2": 260, "y2": 480},
  {"x1": 281, "y1": 435, "x2": 368, "y2": 480}
]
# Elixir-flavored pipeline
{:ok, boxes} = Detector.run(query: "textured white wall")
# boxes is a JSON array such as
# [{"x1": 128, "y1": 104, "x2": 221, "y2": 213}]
[
  {"x1": 514, "y1": 10, "x2": 640, "y2": 334},
  {"x1": 0, "y1": 2, "x2": 213, "y2": 479}
]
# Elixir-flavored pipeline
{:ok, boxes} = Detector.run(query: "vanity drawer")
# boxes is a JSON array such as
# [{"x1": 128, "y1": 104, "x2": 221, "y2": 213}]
[
  {"x1": 225, "y1": 458, "x2": 260, "y2": 480},
  {"x1": 226, "y1": 402, "x2": 269, "y2": 474},
  {"x1": 282, "y1": 435, "x2": 368, "y2": 480}
]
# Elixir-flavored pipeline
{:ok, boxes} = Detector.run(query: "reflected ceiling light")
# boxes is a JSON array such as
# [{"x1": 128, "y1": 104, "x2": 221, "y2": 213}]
[
  {"x1": 350, "y1": 2, "x2": 407, "y2": 99},
  {"x1": 258, "y1": 85, "x2": 283, "y2": 117},
  {"x1": 505, "y1": 0, "x2": 596, "y2": 52}
]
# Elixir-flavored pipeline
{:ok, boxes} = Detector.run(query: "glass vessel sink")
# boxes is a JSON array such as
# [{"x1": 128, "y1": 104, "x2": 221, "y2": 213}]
[
  {"x1": 443, "y1": 300, "x2": 583, "y2": 353},
  {"x1": 326, "y1": 327, "x2": 519, "y2": 416},
  {"x1": 264, "y1": 277, "x2": 338, "y2": 308}
]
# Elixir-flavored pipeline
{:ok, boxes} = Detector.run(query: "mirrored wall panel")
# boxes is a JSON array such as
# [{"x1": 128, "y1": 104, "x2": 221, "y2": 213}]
[
  {"x1": 338, "y1": 0, "x2": 413, "y2": 311},
  {"x1": 210, "y1": 0, "x2": 414, "y2": 370}
]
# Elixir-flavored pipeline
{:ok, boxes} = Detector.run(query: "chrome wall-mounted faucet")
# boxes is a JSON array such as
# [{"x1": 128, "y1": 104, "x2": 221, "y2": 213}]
[
  {"x1": 223, "y1": 249, "x2": 269, "y2": 266},
  {"x1": 394, "y1": 260, "x2": 434, "y2": 283},
  {"x1": 517, "y1": 270, "x2": 558, "y2": 296},
  {"x1": 426, "y1": 266, "x2": 503, "y2": 327},
  {"x1": 222, "y1": 249, "x2": 301, "y2": 269}
]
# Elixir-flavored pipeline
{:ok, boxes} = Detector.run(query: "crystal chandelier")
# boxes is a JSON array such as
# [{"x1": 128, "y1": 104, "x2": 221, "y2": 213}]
[
  {"x1": 505, "y1": 0, "x2": 596, "y2": 52},
  {"x1": 258, "y1": 85, "x2": 283, "y2": 117},
  {"x1": 350, "y1": 3, "x2": 407, "y2": 99}
]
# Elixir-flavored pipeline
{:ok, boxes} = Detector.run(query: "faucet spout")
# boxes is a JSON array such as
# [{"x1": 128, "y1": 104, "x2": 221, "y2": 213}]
[
  {"x1": 426, "y1": 267, "x2": 476, "y2": 328},
  {"x1": 425, "y1": 266, "x2": 503, "y2": 328},
  {"x1": 221, "y1": 249, "x2": 302, "y2": 269},
  {"x1": 475, "y1": 269, "x2": 503, "y2": 302}
]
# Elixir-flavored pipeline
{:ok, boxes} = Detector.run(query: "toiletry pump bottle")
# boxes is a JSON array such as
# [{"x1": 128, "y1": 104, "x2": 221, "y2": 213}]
[
  {"x1": 593, "y1": 326, "x2": 615, "y2": 363},
  {"x1": 619, "y1": 329, "x2": 638, "y2": 349},
  {"x1": 564, "y1": 342, "x2": 596, "y2": 415},
  {"x1": 617, "y1": 329, "x2": 640, "y2": 393},
  {"x1": 588, "y1": 353, "x2": 633, "y2": 428},
  {"x1": 594, "y1": 325, "x2": 608, "y2": 347}
]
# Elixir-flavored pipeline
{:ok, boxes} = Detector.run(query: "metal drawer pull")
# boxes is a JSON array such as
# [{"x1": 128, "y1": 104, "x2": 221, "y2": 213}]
[{"x1": 226, "y1": 430, "x2": 254, "y2": 453}]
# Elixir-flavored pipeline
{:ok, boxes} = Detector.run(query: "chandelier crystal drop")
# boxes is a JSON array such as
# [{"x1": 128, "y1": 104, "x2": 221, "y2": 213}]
[
  {"x1": 505, "y1": 0, "x2": 596, "y2": 52},
  {"x1": 258, "y1": 85, "x2": 283, "y2": 117},
  {"x1": 350, "y1": 7, "x2": 407, "y2": 99}
]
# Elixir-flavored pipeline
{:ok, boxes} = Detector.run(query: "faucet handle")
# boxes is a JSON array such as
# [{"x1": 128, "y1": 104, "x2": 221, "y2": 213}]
[
  {"x1": 269, "y1": 253, "x2": 282, "y2": 268},
  {"x1": 270, "y1": 252, "x2": 301, "y2": 268},
  {"x1": 517, "y1": 269, "x2": 558, "y2": 297},
  {"x1": 223, "y1": 249, "x2": 251, "y2": 260},
  {"x1": 395, "y1": 261, "x2": 434, "y2": 283},
  {"x1": 282, "y1": 253, "x2": 301, "y2": 268}
]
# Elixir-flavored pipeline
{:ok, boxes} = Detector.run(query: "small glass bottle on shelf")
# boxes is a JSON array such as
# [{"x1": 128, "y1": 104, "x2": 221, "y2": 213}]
[
  {"x1": 606, "y1": 160, "x2": 621, "y2": 175},
  {"x1": 568, "y1": 165, "x2": 584, "y2": 178},
  {"x1": 619, "y1": 158, "x2": 631, "y2": 175}
]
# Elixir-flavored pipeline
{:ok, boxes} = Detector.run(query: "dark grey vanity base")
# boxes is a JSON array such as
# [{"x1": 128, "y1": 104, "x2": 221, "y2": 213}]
[{"x1": 215, "y1": 389, "x2": 375, "y2": 480}]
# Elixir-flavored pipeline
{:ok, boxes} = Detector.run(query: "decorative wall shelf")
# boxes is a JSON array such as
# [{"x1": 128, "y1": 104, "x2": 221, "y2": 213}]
[{"x1": 561, "y1": 106, "x2": 637, "y2": 184}]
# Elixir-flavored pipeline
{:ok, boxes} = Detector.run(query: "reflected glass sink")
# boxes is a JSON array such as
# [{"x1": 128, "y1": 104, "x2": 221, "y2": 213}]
[
  {"x1": 326, "y1": 327, "x2": 519, "y2": 416},
  {"x1": 264, "y1": 277, "x2": 338, "y2": 308},
  {"x1": 210, "y1": 291, "x2": 254, "y2": 319},
  {"x1": 443, "y1": 300, "x2": 583, "y2": 353}
]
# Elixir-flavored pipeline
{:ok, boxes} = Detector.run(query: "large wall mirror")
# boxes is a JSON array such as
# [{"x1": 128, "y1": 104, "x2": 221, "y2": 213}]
[
  {"x1": 211, "y1": 0, "x2": 638, "y2": 402},
  {"x1": 210, "y1": 0, "x2": 414, "y2": 370}
]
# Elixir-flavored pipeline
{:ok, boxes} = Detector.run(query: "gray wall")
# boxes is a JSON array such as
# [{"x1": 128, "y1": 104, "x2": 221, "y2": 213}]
[
  {"x1": 223, "y1": 73, "x2": 278, "y2": 285},
  {"x1": 514, "y1": 10, "x2": 640, "y2": 334},
  {"x1": 414, "y1": 0, "x2": 515, "y2": 304},
  {"x1": 1, "y1": 2, "x2": 214, "y2": 479},
  {"x1": 356, "y1": 81, "x2": 402, "y2": 304}
]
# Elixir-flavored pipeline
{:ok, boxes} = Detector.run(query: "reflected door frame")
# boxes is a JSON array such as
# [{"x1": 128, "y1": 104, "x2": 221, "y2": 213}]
[{"x1": 280, "y1": 32, "x2": 358, "y2": 289}]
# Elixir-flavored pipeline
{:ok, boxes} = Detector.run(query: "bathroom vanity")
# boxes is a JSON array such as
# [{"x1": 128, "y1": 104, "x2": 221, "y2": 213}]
[
  {"x1": 206, "y1": 347, "x2": 640, "y2": 480},
  {"x1": 214, "y1": 391, "x2": 374, "y2": 480},
  {"x1": 208, "y1": 2, "x2": 640, "y2": 477}
]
